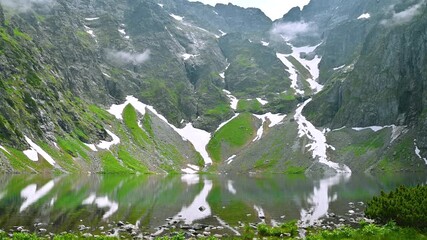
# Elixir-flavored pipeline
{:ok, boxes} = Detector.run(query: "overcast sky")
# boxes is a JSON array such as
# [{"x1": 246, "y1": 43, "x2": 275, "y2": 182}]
[{"x1": 188, "y1": 0, "x2": 311, "y2": 20}]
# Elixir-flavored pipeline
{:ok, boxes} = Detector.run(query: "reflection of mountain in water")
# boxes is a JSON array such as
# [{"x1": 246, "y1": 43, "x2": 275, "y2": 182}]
[
  {"x1": 300, "y1": 173, "x2": 351, "y2": 226},
  {"x1": 0, "y1": 173, "x2": 425, "y2": 235}
]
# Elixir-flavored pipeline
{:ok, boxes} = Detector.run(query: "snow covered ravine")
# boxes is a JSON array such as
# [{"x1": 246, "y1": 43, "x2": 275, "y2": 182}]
[
  {"x1": 107, "y1": 96, "x2": 213, "y2": 167},
  {"x1": 277, "y1": 42, "x2": 351, "y2": 173},
  {"x1": 295, "y1": 100, "x2": 351, "y2": 173}
]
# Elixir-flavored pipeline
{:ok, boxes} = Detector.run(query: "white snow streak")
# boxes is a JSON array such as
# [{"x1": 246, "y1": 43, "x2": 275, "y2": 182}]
[
  {"x1": 23, "y1": 149, "x2": 38, "y2": 161},
  {"x1": 226, "y1": 155, "x2": 236, "y2": 165},
  {"x1": 157, "y1": 3, "x2": 164, "y2": 8},
  {"x1": 414, "y1": 140, "x2": 427, "y2": 165},
  {"x1": 219, "y1": 63, "x2": 230, "y2": 79},
  {"x1": 222, "y1": 90, "x2": 238, "y2": 110},
  {"x1": 84, "y1": 143, "x2": 98, "y2": 152},
  {"x1": 181, "y1": 164, "x2": 201, "y2": 174},
  {"x1": 0, "y1": 145, "x2": 10, "y2": 155},
  {"x1": 24, "y1": 136, "x2": 56, "y2": 166},
  {"x1": 352, "y1": 126, "x2": 385, "y2": 132},
  {"x1": 108, "y1": 96, "x2": 212, "y2": 165},
  {"x1": 333, "y1": 65, "x2": 345, "y2": 71},
  {"x1": 96, "y1": 130, "x2": 120, "y2": 150},
  {"x1": 357, "y1": 13, "x2": 371, "y2": 20},
  {"x1": 256, "y1": 98, "x2": 268, "y2": 105},
  {"x1": 85, "y1": 17, "x2": 99, "y2": 21},
  {"x1": 218, "y1": 29, "x2": 227, "y2": 36},
  {"x1": 182, "y1": 53, "x2": 197, "y2": 60},
  {"x1": 216, "y1": 113, "x2": 240, "y2": 132},
  {"x1": 277, "y1": 53, "x2": 304, "y2": 95},
  {"x1": 261, "y1": 41, "x2": 270, "y2": 46},
  {"x1": 170, "y1": 14, "x2": 184, "y2": 21},
  {"x1": 294, "y1": 100, "x2": 351, "y2": 173}
]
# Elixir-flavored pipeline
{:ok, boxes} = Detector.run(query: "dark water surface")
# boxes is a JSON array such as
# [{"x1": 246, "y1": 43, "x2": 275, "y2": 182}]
[{"x1": 0, "y1": 173, "x2": 425, "y2": 234}]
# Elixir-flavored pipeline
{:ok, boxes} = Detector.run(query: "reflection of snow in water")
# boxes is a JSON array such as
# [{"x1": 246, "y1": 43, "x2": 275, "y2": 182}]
[
  {"x1": 20, "y1": 180, "x2": 55, "y2": 212},
  {"x1": 82, "y1": 193, "x2": 119, "y2": 219},
  {"x1": 227, "y1": 180, "x2": 236, "y2": 195},
  {"x1": 300, "y1": 173, "x2": 351, "y2": 226},
  {"x1": 172, "y1": 180, "x2": 213, "y2": 224},
  {"x1": 181, "y1": 174, "x2": 200, "y2": 185}
]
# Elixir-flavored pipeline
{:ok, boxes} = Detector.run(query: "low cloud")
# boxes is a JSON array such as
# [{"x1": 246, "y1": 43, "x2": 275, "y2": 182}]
[
  {"x1": 381, "y1": 0, "x2": 426, "y2": 26},
  {"x1": 0, "y1": 0, "x2": 54, "y2": 12},
  {"x1": 106, "y1": 49, "x2": 151, "y2": 65},
  {"x1": 270, "y1": 21, "x2": 317, "y2": 41}
]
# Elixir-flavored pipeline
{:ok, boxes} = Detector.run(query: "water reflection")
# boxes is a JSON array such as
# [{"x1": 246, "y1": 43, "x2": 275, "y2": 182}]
[
  {"x1": 172, "y1": 179, "x2": 213, "y2": 224},
  {"x1": 20, "y1": 179, "x2": 56, "y2": 212},
  {"x1": 300, "y1": 173, "x2": 351, "y2": 226},
  {"x1": 0, "y1": 173, "x2": 424, "y2": 234}
]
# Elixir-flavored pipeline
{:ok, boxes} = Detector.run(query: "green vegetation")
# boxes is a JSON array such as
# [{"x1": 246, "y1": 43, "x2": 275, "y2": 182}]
[
  {"x1": 365, "y1": 185, "x2": 427, "y2": 229},
  {"x1": 123, "y1": 104, "x2": 150, "y2": 146},
  {"x1": 236, "y1": 99, "x2": 262, "y2": 113},
  {"x1": 99, "y1": 151, "x2": 131, "y2": 173},
  {"x1": 256, "y1": 221, "x2": 298, "y2": 238},
  {"x1": 306, "y1": 222, "x2": 427, "y2": 240},
  {"x1": 117, "y1": 147, "x2": 150, "y2": 173},
  {"x1": 207, "y1": 113, "x2": 255, "y2": 162}
]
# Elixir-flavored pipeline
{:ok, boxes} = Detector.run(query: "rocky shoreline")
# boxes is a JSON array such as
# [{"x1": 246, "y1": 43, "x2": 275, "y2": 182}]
[{"x1": 2, "y1": 201, "x2": 375, "y2": 239}]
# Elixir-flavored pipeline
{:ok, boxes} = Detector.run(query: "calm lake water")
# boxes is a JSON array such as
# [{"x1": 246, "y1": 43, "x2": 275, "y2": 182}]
[{"x1": 0, "y1": 173, "x2": 425, "y2": 235}]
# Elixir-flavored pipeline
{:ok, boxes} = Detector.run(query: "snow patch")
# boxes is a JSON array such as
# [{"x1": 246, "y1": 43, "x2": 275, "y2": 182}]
[
  {"x1": 96, "y1": 130, "x2": 120, "y2": 150},
  {"x1": 157, "y1": 3, "x2": 164, "y2": 8},
  {"x1": 102, "y1": 72, "x2": 111, "y2": 78},
  {"x1": 84, "y1": 143, "x2": 98, "y2": 152},
  {"x1": 182, "y1": 53, "x2": 197, "y2": 60},
  {"x1": 85, "y1": 17, "x2": 99, "y2": 21},
  {"x1": 414, "y1": 140, "x2": 427, "y2": 165},
  {"x1": 24, "y1": 136, "x2": 56, "y2": 166},
  {"x1": 219, "y1": 63, "x2": 230, "y2": 79},
  {"x1": 290, "y1": 44, "x2": 323, "y2": 93},
  {"x1": 253, "y1": 113, "x2": 286, "y2": 142},
  {"x1": 261, "y1": 41, "x2": 270, "y2": 46},
  {"x1": 20, "y1": 180, "x2": 55, "y2": 212},
  {"x1": 294, "y1": 100, "x2": 351, "y2": 173},
  {"x1": 83, "y1": 25, "x2": 98, "y2": 43},
  {"x1": 23, "y1": 149, "x2": 38, "y2": 161},
  {"x1": 256, "y1": 98, "x2": 268, "y2": 105},
  {"x1": 216, "y1": 113, "x2": 240, "y2": 132},
  {"x1": 352, "y1": 126, "x2": 385, "y2": 132},
  {"x1": 182, "y1": 164, "x2": 201, "y2": 174},
  {"x1": 0, "y1": 145, "x2": 10, "y2": 155},
  {"x1": 107, "y1": 96, "x2": 213, "y2": 165},
  {"x1": 357, "y1": 13, "x2": 371, "y2": 20},
  {"x1": 170, "y1": 14, "x2": 184, "y2": 21},
  {"x1": 226, "y1": 155, "x2": 236, "y2": 165},
  {"x1": 218, "y1": 29, "x2": 227, "y2": 36},
  {"x1": 333, "y1": 65, "x2": 346, "y2": 71}
]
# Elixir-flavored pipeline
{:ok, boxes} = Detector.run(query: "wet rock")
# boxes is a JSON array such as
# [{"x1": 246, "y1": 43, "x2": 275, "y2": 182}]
[
  {"x1": 16, "y1": 226, "x2": 24, "y2": 232},
  {"x1": 214, "y1": 234, "x2": 222, "y2": 238},
  {"x1": 117, "y1": 221, "x2": 125, "y2": 227},
  {"x1": 78, "y1": 225, "x2": 86, "y2": 231},
  {"x1": 192, "y1": 223, "x2": 204, "y2": 230},
  {"x1": 180, "y1": 224, "x2": 192, "y2": 230},
  {"x1": 203, "y1": 231, "x2": 211, "y2": 236},
  {"x1": 38, "y1": 228, "x2": 47, "y2": 234},
  {"x1": 339, "y1": 218, "x2": 345, "y2": 222},
  {"x1": 348, "y1": 210, "x2": 355, "y2": 214}
]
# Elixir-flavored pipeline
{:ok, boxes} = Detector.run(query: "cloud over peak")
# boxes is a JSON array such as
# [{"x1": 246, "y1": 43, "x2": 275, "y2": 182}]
[{"x1": 106, "y1": 49, "x2": 151, "y2": 65}]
